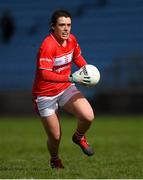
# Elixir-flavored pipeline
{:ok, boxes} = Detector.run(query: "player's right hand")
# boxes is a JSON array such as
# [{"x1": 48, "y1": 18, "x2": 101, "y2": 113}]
[{"x1": 69, "y1": 72, "x2": 91, "y2": 85}]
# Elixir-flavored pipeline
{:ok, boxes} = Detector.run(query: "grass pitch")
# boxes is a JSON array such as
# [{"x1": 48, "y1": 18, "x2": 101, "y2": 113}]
[{"x1": 0, "y1": 115, "x2": 143, "y2": 179}]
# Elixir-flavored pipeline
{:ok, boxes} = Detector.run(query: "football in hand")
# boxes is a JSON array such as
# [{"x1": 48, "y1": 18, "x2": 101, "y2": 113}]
[{"x1": 78, "y1": 64, "x2": 100, "y2": 86}]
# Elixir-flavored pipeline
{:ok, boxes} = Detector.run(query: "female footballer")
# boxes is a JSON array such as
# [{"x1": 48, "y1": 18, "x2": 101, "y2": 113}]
[{"x1": 32, "y1": 9, "x2": 95, "y2": 169}]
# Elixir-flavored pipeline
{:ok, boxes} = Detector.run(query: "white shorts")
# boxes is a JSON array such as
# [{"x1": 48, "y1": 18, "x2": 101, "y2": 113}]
[{"x1": 34, "y1": 85, "x2": 80, "y2": 117}]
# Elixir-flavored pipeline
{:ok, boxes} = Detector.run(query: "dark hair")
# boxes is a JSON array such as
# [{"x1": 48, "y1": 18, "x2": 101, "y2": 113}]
[{"x1": 50, "y1": 9, "x2": 72, "y2": 32}]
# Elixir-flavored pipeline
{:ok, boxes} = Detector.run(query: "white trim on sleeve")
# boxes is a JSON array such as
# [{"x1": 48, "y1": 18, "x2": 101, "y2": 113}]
[
  {"x1": 39, "y1": 67, "x2": 52, "y2": 71},
  {"x1": 39, "y1": 58, "x2": 52, "y2": 62}
]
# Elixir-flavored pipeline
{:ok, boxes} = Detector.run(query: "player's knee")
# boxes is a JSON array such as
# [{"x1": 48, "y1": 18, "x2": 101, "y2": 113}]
[
  {"x1": 86, "y1": 112, "x2": 94, "y2": 122},
  {"x1": 54, "y1": 133, "x2": 61, "y2": 142},
  {"x1": 49, "y1": 132, "x2": 61, "y2": 142},
  {"x1": 80, "y1": 110, "x2": 94, "y2": 123}
]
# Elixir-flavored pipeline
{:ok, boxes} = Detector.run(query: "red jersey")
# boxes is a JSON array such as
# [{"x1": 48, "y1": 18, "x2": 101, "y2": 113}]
[{"x1": 32, "y1": 33, "x2": 87, "y2": 97}]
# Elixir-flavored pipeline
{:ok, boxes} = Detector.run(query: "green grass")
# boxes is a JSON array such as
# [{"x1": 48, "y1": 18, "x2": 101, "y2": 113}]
[{"x1": 0, "y1": 115, "x2": 143, "y2": 178}]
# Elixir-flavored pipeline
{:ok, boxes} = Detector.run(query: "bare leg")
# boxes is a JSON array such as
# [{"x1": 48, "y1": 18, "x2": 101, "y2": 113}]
[
  {"x1": 40, "y1": 113, "x2": 64, "y2": 168},
  {"x1": 63, "y1": 92, "x2": 95, "y2": 156},
  {"x1": 41, "y1": 112, "x2": 61, "y2": 158},
  {"x1": 63, "y1": 92, "x2": 94, "y2": 134}
]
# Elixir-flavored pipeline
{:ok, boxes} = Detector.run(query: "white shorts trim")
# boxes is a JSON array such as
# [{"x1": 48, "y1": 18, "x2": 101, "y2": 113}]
[{"x1": 35, "y1": 85, "x2": 80, "y2": 117}]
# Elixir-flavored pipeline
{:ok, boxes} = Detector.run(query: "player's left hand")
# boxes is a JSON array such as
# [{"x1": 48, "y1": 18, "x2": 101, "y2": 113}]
[{"x1": 69, "y1": 72, "x2": 91, "y2": 85}]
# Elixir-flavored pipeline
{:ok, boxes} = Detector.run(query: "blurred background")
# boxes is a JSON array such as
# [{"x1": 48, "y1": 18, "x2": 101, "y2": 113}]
[{"x1": 0, "y1": 0, "x2": 143, "y2": 116}]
